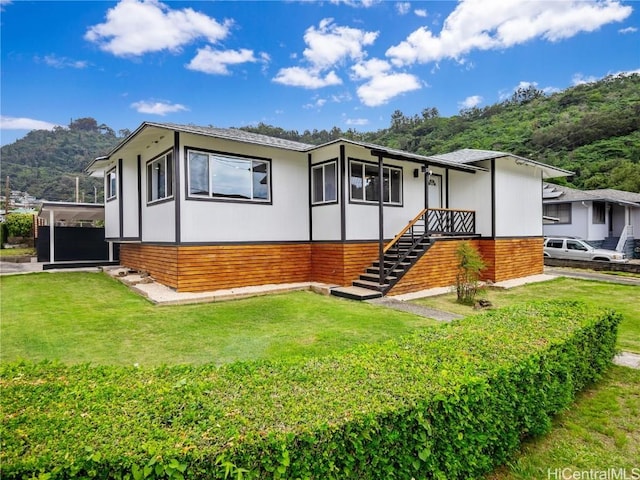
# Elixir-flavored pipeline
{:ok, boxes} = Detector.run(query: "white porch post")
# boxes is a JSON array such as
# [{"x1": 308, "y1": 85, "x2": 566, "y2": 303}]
[
  {"x1": 108, "y1": 241, "x2": 114, "y2": 262},
  {"x1": 48, "y1": 209, "x2": 55, "y2": 263}
]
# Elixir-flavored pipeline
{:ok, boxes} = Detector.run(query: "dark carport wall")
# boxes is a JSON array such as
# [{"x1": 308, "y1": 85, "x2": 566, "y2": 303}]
[{"x1": 36, "y1": 201, "x2": 119, "y2": 267}]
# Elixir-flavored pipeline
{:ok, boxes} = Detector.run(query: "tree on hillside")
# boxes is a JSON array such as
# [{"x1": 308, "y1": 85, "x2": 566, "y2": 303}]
[{"x1": 69, "y1": 117, "x2": 99, "y2": 132}]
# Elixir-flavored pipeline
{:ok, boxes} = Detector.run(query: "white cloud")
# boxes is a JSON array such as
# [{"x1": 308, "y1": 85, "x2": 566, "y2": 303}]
[
  {"x1": 131, "y1": 100, "x2": 188, "y2": 115},
  {"x1": 387, "y1": 0, "x2": 632, "y2": 66},
  {"x1": 187, "y1": 47, "x2": 258, "y2": 75},
  {"x1": 572, "y1": 68, "x2": 640, "y2": 86},
  {"x1": 85, "y1": 0, "x2": 231, "y2": 56},
  {"x1": 0, "y1": 116, "x2": 59, "y2": 130},
  {"x1": 396, "y1": 2, "x2": 411, "y2": 15},
  {"x1": 36, "y1": 54, "x2": 88, "y2": 69},
  {"x1": 302, "y1": 18, "x2": 378, "y2": 69},
  {"x1": 571, "y1": 73, "x2": 598, "y2": 85},
  {"x1": 414, "y1": 9, "x2": 428, "y2": 18},
  {"x1": 0, "y1": 0, "x2": 12, "y2": 11},
  {"x1": 330, "y1": 0, "x2": 379, "y2": 7},
  {"x1": 273, "y1": 67, "x2": 342, "y2": 89},
  {"x1": 345, "y1": 117, "x2": 369, "y2": 126},
  {"x1": 351, "y1": 58, "x2": 421, "y2": 106},
  {"x1": 619, "y1": 26, "x2": 637, "y2": 34},
  {"x1": 458, "y1": 95, "x2": 483, "y2": 109},
  {"x1": 303, "y1": 98, "x2": 327, "y2": 109},
  {"x1": 273, "y1": 18, "x2": 377, "y2": 89}
]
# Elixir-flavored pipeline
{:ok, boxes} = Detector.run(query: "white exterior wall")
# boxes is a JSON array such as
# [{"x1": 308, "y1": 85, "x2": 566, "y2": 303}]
[
  {"x1": 589, "y1": 202, "x2": 608, "y2": 240},
  {"x1": 448, "y1": 162, "x2": 492, "y2": 237},
  {"x1": 104, "y1": 167, "x2": 120, "y2": 238},
  {"x1": 543, "y1": 203, "x2": 589, "y2": 239},
  {"x1": 494, "y1": 158, "x2": 542, "y2": 237},
  {"x1": 612, "y1": 205, "x2": 626, "y2": 237},
  {"x1": 178, "y1": 133, "x2": 309, "y2": 242},
  {"x1": 342, "y1": 145, "x2": 426, "y2": 240},
  {"x1": 120, "y1": 157, "x2": 140, "y2": 238},
  {"x1": 140, "y1": 139, "x2": 176, "y2": 243},
  {"x1": 310, "y1": 144, "x2": 342, "y2": 241},
  {"x1": 631, "y1": 208, "x2": 640, "y2": 234}
]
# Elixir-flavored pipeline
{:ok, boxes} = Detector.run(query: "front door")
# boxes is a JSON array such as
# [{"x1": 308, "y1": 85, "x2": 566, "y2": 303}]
[{"x1": 427, "y1": 174, "x2": 442, "y2": 209}]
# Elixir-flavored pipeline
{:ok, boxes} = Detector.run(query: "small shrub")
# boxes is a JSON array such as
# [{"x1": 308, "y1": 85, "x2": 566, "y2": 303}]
[{"x1": 455, "y1": 240, "x2": 486, "y2": 305}]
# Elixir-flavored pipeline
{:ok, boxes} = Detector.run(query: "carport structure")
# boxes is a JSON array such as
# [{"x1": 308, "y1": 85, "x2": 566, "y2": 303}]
[{"x1": 37, "y1": 201, "x2": 119, "y2": 268}]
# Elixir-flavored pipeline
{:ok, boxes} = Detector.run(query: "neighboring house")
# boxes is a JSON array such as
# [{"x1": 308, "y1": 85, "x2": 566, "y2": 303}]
[
  {"x1": 543, "y1": 183, "x2": 640, "y2": 258},
  {"x1": 87, "y1": 123, "x2": 570, "y2": 299}
]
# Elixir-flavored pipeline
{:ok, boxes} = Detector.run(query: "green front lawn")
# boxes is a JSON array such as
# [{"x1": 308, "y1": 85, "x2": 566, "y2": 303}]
[
  {"x1": 489, "y1": 365, "x2": 640, "y2": 479},
  {"x1": 412, "y1": 277, "x2": 640, "y2": 353},
  {"x1": 0, "y1": 272, "x2": 438, "y2": 366}
]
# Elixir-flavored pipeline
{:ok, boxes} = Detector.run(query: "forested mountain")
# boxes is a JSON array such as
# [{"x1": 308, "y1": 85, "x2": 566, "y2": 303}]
[
  {"x1": 243, "y1": 73, "x2": 640, "y2": 192},
  {"x1": 2, "y1": 73, "x2": 639, "y2": 202},
  {"x1": 1, "y1": 118, "x2": 125, "y2": 202}
]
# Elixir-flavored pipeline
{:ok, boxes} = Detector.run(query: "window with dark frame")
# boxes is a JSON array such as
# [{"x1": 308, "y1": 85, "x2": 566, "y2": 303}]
[
  {"x1": 592, "y1": 201, "x2": 605, "y2": 224},
  {"x1": 147, "y1": 152, "x2": 173, "y2": 203},
  {"x1": 543, "y1": 202, "x2": 571, "y2": 224},
  {"x1": 106, "y1": 168, "x2": 117, "y2": 200},
  {"x1": 349, "y1": 160, "x2": 402, "y2": 205},
  {"x1": 312, "y1": 161, "x2": 337, "y2": 204},
  {"x1": 187, "y1": 150, "x2": 270, "y2": 202}
]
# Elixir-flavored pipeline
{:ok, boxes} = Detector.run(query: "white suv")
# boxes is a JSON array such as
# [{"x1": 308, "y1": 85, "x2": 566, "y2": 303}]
[{"x1": 543, "y1": 237, "x2": 628, "y2": 263}]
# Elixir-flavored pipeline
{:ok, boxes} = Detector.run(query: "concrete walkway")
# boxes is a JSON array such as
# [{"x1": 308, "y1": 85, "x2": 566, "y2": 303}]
[
  {"x1": 614, "y1": 352, "x2": 640, "y2": 369},
  {"x1": 544, "y1": 266, "x2": 640, "y2": 286},
  {"x1": 367, "y1": 297, "x2": 463, "y2": 322}
]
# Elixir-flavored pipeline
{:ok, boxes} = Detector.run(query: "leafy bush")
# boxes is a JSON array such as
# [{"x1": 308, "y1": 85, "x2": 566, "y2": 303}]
[
  {"x1": 4, "y1": 213, "x2": 34, "y2": 238},
  {"x1": 0, "y1": 301, "x2": 620, "y2": 479}
]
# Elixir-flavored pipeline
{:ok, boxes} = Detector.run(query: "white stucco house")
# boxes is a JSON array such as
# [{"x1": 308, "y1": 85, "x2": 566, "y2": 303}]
[
  {"x1": 543, "y1": 183, "x2": 640, "y2": 257},
  {"x1": 87, "y1": 123, "x2": 570, "y2": 298}
]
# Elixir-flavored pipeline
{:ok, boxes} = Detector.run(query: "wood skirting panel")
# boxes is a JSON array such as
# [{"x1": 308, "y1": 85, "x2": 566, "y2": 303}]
[
  {"x1": 175, "y1": 244, "x2": 312, "y2": 292},
  {"x1": 120, "y1": 244, "x2": 179, "y2": 289},
  {"x1": 479, "y1": 238, "x2": 544, "y2": 282},
  {"x1": 389, "y1": 237, "x2": 544, "y2": 296},
  {"x1": 388, "y1": 239, "x2": 467, "y2": 296},
  {"x1": 311, "y1": 242, "x2": 378, "y2": 286}
]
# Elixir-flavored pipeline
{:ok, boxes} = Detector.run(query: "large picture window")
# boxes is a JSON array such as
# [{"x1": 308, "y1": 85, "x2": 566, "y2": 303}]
[
  {"x1": 147, "y1": 152, "x2": 173, "y2": 203},
  {"x1": 106, "y1": 168, "x2": 117, "y2": 201},
  {"x1": 312, "y1": 161, "x2": 337, "y2": 204},
  {"x1": 349, "y1": 160, "x2": 402, "y2": 205},
  {"x1": 188, "y1": 150, "x2": 270, "y2": 202},
  {"x1": 543, "y1": 203, "x2": 571, "y2": 224}
]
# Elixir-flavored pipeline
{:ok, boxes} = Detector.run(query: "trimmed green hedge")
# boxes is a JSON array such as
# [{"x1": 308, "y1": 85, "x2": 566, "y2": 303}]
[{"x1": 1, "y1": 301, "x2": 620, "y2": 479}]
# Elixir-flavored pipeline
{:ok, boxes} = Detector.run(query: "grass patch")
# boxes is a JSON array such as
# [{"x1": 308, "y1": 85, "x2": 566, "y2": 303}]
[
  {"x1": 0, "y1": 272, "x2": 438, "y2": 366},
  {"x1": 412, "y1": 277, "x2": 640, "y2": 353},
  {"x1": 0, "y1": 247, "x2": 35, "y2": 257},
  {"x1": 488, "y1": 365, "x2": 640, "y2": 479}
]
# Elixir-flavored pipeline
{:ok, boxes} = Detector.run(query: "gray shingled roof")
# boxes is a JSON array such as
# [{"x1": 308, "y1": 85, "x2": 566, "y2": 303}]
[
  {"x1": 543, "y1": 183, "x2": 640, "y2": 206},
  {"x1": 588, "y1": 188, "x2": 640, "y2": 204},
  {"x1": 430, "y1": 148, "x2": 511, "y2": 164},
  {"x1": 310, "y1": 138, "x2": 487, "y2": 172},
  {"x1": 431, "y1": 148, "x2": 572, "y2": 178},
  {"x1": 148, "y1": 122, "x2": 314, "y2": 151}
]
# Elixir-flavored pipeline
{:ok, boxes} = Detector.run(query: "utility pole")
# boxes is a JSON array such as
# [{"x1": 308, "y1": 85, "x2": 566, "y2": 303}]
[
  {"x1": 75, "y1": 177, "x2": 79, "y2": 203},
  {"x1": 4, "y1": 176, "x2": 10, "y2": 212}
]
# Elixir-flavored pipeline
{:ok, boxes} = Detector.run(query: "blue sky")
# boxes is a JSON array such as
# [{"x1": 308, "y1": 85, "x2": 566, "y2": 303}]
[{"x1": 1, "y1": 0, "x2": 638, "y2": 146}]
